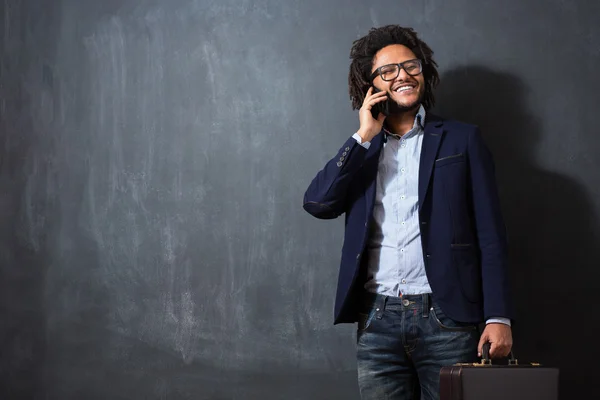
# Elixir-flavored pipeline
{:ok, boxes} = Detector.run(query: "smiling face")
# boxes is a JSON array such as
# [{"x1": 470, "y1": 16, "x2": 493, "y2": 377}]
[{"x1": 371, "y1": 44, "x2": 425, "y2": 113}]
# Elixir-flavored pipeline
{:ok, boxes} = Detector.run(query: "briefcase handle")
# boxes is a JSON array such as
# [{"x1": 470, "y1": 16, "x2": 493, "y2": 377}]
[{"x1": 481, "y1": 342, "x2": 518, "y2": 365}]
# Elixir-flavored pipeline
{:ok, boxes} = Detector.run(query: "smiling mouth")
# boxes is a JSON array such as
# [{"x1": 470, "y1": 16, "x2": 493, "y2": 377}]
[{"x1": 394, "y1": 85, "x2": 416, "y2": 93}]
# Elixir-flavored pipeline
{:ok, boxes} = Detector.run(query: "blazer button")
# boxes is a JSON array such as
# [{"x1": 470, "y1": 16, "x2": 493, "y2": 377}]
[
  {"x1": 337, "y1": 161, "x2": 342, "y2": 167},
  {"x1": 345, "y1": 147, "x2": 350, "y2": 151},
  {"x1": 426, "y1": 254, "x2": 431, "y2": 258},
  {"x1": 356, "y1": 253, "x2": 360, "y2": 260}
]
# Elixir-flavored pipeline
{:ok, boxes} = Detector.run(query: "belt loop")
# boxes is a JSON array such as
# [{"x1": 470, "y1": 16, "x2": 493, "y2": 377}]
[
  {"x1": 422, "y1": 294, "x2": 430, "y2": 318},
  {"x1": 375, "y1": 295, "x2": 387, "y2": 320}
]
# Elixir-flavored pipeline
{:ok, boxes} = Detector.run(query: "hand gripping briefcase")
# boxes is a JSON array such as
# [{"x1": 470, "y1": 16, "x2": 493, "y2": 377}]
[{"x1": 439, "y1": 343, "x2": 559, "y2": 400}]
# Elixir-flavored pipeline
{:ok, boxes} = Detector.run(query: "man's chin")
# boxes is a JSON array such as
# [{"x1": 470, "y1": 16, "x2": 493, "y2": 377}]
[
  {"x1": 388, "y1": 100, "x2": 421, "y2": 114},
  {"x1": 388, "y1": 92, "x2": 424, "y2": 114}
]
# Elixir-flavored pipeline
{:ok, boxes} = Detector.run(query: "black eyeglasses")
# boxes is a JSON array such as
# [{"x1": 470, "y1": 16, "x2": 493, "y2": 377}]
[{"x1": 370, "y1": 59, "x2": 423, "y2": 82}]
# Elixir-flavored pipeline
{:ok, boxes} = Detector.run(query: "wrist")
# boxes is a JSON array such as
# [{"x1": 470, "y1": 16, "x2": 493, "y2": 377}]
[{"x1": 356, "y1": 129, "x2": 371, "y2": 143}]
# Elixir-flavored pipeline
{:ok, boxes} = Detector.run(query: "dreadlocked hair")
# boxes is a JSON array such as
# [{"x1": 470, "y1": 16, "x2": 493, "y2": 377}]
[{"x1": 348, "y1": 25, "x2": 439, "y2": 111}]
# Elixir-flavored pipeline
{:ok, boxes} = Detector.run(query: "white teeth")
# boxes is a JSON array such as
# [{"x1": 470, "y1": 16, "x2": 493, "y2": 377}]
[{"x1": 396, "y1": 86, "x2": 414, "y2": 92}]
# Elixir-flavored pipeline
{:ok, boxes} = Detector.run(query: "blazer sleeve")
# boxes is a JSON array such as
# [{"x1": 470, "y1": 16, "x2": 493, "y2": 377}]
[
  {"x1": 302, "y1": 136, "x2": 369, "y2": 219},
  {"x1": 466, "y1": 127, "x2": 514, "y2": 322}
]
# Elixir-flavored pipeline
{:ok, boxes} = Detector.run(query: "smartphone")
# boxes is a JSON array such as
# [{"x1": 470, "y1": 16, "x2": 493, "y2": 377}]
[{"x1": 370, "y1": 86, "x2": 390, "y2": 120}]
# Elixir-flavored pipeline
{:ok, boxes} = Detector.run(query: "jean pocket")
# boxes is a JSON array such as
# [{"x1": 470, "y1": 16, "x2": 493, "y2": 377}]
[
  {"x1": 357, "y1": 309, "x2": 377, "y2": 332},
  {"x1": 430, "y1": 305, "x2": 477, "y2": 332}
]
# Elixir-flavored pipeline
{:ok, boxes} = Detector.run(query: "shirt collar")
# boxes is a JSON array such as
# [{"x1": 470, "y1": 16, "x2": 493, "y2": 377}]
[{"x1": 383, "y1": 104, "x2": 426, "y2": 139}]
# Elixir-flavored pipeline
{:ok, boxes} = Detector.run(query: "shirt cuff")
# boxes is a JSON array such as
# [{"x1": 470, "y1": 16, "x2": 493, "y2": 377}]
[
  {"x1": 486, "y1": 317, "x2": 511, "y2": 327},
  {"x1": 352, "y1": 132, "x2": 371, "y2": 150}
]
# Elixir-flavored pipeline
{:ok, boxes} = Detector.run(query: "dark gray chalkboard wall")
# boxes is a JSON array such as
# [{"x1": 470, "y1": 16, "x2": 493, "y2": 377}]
[{"x1": 1, "y1": 0, "x2": 599, "y2": 398}]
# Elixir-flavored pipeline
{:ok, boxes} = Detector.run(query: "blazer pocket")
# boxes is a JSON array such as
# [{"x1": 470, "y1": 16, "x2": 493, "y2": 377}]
[
  {"x1": 435, "y1": 153, "x2": 464, "y2": 167},
  {"x1": 451, "y1": 245, "x2": 481, "y2": 303}
]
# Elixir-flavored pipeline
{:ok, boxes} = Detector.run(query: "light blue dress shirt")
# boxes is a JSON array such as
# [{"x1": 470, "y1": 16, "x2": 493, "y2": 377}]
[{"x1": 351, "y1": 105, "x2": 509, "y2": 326}]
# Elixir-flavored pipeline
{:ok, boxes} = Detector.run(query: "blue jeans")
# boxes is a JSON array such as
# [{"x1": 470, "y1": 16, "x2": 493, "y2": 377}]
[{"x1": 356, "y1": 293, "x2": 480, "y2": 400}]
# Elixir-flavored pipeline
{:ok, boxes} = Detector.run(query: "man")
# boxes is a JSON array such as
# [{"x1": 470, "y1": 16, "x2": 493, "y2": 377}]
[{"x1": 302, "y1": 25, "x2": 514, "y2": 399}]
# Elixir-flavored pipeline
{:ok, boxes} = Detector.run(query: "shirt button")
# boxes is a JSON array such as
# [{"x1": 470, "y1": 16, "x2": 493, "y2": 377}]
[
  {"x1": 402, "y1": 222, "x2": 406, "y2": 225},
  {"x1": 401, "y1": 279, "x2": 406, "y2": 284},
  {"x1": 401, "y1": 195, "x2": 405, "y2": 199},
  {"x1": 401, "y1": 249, "x2": 405, "y2": 252},
  {"x1": 401, "y1": 168, "x2": 406, "y2": 172},
  {"x1": 401, "y1": 144, "x2": 406, "y2": 148}
]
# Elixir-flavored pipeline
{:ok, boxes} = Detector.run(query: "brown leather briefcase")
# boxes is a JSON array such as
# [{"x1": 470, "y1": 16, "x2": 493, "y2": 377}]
[{"x1": 439, "y1": 343, "x2": 559, "y2": 400}]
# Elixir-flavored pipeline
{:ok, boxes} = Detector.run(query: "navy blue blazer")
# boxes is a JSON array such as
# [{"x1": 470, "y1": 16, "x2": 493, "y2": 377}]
[{"x1": 303, "y1": 114, "x2": 513, "y2": 325}]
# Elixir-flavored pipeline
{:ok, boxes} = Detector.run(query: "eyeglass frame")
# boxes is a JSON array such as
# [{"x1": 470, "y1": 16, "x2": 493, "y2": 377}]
[{"x1": 369, "y1": 58, "x2": 423, "y2": 82}]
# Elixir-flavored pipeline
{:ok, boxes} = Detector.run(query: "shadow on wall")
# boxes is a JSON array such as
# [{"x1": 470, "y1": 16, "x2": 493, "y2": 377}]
[{"x1": 433, "y1": 65, "x2": 600, "y2": 397}]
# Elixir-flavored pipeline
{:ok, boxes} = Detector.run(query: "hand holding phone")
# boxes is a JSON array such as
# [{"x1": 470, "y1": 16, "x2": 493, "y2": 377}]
[
  {"x1": 370, "y1": 87, "x2": 390, "y2": 120},
  {"x1": 357, "y1": 87, "x2": 388, "y2": 143}
]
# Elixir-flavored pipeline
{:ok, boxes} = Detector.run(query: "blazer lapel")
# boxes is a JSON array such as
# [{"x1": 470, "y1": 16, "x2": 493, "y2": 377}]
[{"x1": 418, "y1": 116, "x2": 444, "y2": 211}]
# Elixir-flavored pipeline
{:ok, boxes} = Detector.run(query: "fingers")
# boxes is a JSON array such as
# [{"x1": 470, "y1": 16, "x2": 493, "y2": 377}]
[
  {"x1": 483, "y1": 340, "x2": 512, "y2": 358},
  {"x1": 488, "y1": 342, "x2": 498, "y2": 358},
  {"x1": 360, "y1": 99, "x2": 388, "y2": 121},
  {"x1": 370, "y1": 90, "x2": 387, "y2": 99},
  {"x1": 479, "y1": 324, "x2": 513, "y2": 359},
  {"x1": 362, "y1": 94, "x2": 388, "y2": 111},
  {"x1": 489, "y1": 343, "x2": 511, "y2": 358},
  {"x1": 477, "y1": 332, "x2": 488, "y2": 357},
  {"x1": 496, "y1": 342, "x2": 513, "y2": 358},
  {"x1": 363, "y1": 87, "x2": 387, "y2": 102}
]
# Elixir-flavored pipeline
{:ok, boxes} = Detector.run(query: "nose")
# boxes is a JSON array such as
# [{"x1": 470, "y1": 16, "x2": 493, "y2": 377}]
[{"x1": 397, "y1": 66, "x2": 411, "y2": 81}]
